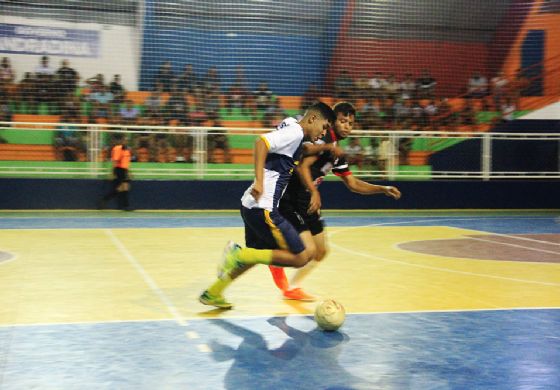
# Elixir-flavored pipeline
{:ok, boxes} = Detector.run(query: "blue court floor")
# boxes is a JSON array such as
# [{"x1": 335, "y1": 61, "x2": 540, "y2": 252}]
[{"x1": 0, "y1": 210, "x2": 559, "y2": 389}]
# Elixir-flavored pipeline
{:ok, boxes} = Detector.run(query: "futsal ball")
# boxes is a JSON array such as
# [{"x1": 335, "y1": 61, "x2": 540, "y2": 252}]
[{"x1": 314, "y1": 299, "x2": 345, "y2": 331}]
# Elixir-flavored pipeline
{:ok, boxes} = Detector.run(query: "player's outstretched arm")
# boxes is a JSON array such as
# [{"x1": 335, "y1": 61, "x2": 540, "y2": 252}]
[{"x1": 340, "y1": 174, "x2": 401, "y2": 199}]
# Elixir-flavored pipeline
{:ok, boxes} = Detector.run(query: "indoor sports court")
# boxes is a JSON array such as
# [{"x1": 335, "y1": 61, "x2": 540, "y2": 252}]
[
  {"x1": 1, "y1": 210, "x2": 558, "y2": 389},
  {"x1": 1, "y1": 0, "x2": 560, "y2": 388}
]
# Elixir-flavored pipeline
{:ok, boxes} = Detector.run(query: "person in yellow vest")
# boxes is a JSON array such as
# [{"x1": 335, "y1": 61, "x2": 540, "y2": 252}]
[{"x1": 98, "y1": 134, "x2": 133, "y2": 211}]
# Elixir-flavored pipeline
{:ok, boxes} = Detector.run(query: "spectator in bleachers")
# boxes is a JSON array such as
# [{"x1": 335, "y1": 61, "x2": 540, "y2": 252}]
[
  {"x1": 202, "y1": 66, "x2": 221, "y2": 93},
  {"x1": 400, "y1": 73, "x2": 416, "y2": 100},
  {"x1": 204, "y1": 85, "x2": 222, "y2": 122},
  {"x1": 119, "y1": 99, "x2": 140, "y2": 125},
  {"x1": 137, "y1": 115, "x2": 162, "y2": 162},
  {"x1": 55, "y1": 59, "x2": 79, "y2": 115},
  {"x1": 368, "y1": 72, "x2": 386, "y2": 102},
  {"x1": 253, "y1": 82, "x2": 273, "y2": 113},
  {"x1": 144, "y1": 90, "x2": 164, "y2": 119},
  {"x1": 416, "y1": 69, "x2": 437, "y2": 99},
  {"x1": 226, "y1": 65, "x2": 250, "y2": 115},
  {"x1": 333, "y1": 70, "x2": 354, "y2": 100},
  {"x1": 362, "y1": 137, "x2": 380, "y2": 168},
  {"x1": 89, "y1": 84, "x2": 114, "y2": 122},
  {"x1": 55, "y1": 60, "x2": 78, "y2": 97},
  {"x1": 81, "y1": 73, "x2": 105, "y2": 108},
  {"x1": 359, "y1": 98, "x2": 381, "y2": 129},
  {"x1": 300, "y1": 83, "x2": 320, "y2": 111},
  {"x1": 500, "y1": 97, "x2": 516, "y2": 122},
  {"x1": 177, "y1": 64, "x2": 197, "y2": 94},
  {"x1": 354, "y1": 73, "x2": 370, "y2": 99},
  {"x1": 226, "y1": 80, "x2": 248, "y2": 115},
  {"x1": 423, "y1": 99, "x2": 438, "y2": 129},
  {"x1": 344, "y1": 137, "x2": 364, "y2": 169},
  {"x1": 34, "y1": 56, "x2": 55, "y2": 113},
  {"x1": 207, "y1": 119, "x2": 231, "y2": 164},
  {"x1": 398, "y1": 137, "x2": 413, "y2": 164},
  {"x1": 436, "y1": 97, "x2": 453, "y2": 130},
  {"x1": 109, "y1": 74, "x2": 126, "y2": 107},
  {"x1": 165, "y1": 83, "x2": 189, "y2": 125},
  {"x1": 410, "y1": 100, "x2": 426, "y2": 129},
  {"x1": 18, "y1": 72, "x2": 36, "y2": 113},
  {"x1": 395, "y1": 98, "x2": 413, "y2": 129},
  {"x1": 262, "y1": 96, "x2": 287, "y2": 128},
  {"x1": 467, "y1": 72, "x2": 488, "y2": 99},
  {"x1": 154, "y1": 61, "x2": 175, "y2": 92},
  {"x1": 491, "y1": 71, "x2": 509, "y2": 110},
  {"x1": 0, "y1": 94, "x2": 13, "y2": 124},
  {"x1": 85, "y1": 73, "x2": 105, "y2": 95},
  {"x1": 60, "y1": 95, "x2": 81, "y2": 121},
  {"x1": 377, "y1": 136, "x2": 393, "y2": 179},
  {"x1": 383, "y1": 74, "x2": 400, "y2": 101},
  {"x1": 0, "y1": 57, "x2": 15, "y2": 99},
  {"x1": 54, "y1": 113, "x2": 86, "y2": 161},
  {"x1": 459, "y1": 99, "x2": 476, "y2": 126}
]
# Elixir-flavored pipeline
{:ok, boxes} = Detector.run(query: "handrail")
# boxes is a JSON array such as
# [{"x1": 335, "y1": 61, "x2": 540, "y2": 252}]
[{"x1": 1, "y1": 124, "x2": 558, "y2": 181}]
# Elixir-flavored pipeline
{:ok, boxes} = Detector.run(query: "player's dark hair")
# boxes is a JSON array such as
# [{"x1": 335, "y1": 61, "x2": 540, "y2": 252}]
[
  {"x1": 333, "y1": 101, "x2": 356, "y2": 117},
  {"x1": 307, "y1": 101, "x2": 336, "y2": 124}
]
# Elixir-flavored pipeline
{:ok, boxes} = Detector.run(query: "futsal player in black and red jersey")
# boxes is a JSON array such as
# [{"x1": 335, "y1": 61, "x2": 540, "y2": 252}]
[{"x1": 270, "y1": 102, "x2": 402, "y2": 301}]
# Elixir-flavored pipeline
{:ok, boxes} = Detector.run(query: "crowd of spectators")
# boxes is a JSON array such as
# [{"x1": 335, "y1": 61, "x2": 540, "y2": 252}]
[{"x1": 0, "y1": 55, "x2": 532, "y2": 166}]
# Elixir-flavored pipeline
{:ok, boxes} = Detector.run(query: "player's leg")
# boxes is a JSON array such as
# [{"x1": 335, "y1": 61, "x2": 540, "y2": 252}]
[
  {"x1": 231, "y1": 208, "x2": 313, "y2": 268},
  {"x1": 199, "y1": 215, "x2": 262, "y2": 309},
  {"x1": 200, "y1": 208, "x2": 312, "y2": 308},
  {"x1": 288, "y1": 231, "x2": 326, "y2": 288},
  {"x1": 284, "y1": 212, "x2": 326, "y2": 301},
  {"x1": 269, "y1": 198, "x2": 313, "y2": 291}
]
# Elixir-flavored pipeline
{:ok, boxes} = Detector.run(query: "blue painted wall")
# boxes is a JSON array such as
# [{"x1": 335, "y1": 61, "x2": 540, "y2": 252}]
[
  {"x1": 3, "y1": 179, "x2": 559, "y2": 210},
  {"x1": 140, "y1": 0, "x2": 346, "y2": 94}
]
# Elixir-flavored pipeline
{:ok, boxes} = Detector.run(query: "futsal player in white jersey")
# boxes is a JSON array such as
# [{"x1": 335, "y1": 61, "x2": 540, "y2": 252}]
[{"x1": 199, "y1": 101, "x2": 336, "y2": 309}]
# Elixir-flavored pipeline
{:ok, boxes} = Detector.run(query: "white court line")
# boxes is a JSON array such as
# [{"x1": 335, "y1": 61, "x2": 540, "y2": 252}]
[
  {"x1": 330, "y1": 241, "x2": 560, "y2": 287},
  {"x1": 457, "y1": 228, "x2": 560, "y2": 247},
  {"x1": 465, "y1": 235, "x2": 560, "y2": 256},
  {"x1": 2, "y1": 306, "x2": 560, "y2": 328},
  {"x1": 328, "y1": 218, "x2": 560, "y2": 287},
  {"x1": 105, "y1": 229, "x2": 188, "y2": 326}
]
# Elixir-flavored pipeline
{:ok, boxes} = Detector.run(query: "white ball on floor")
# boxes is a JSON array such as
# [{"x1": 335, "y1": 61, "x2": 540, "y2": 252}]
[{"x1": 314, "y1": 299, "x2": 345, "y2": 331}]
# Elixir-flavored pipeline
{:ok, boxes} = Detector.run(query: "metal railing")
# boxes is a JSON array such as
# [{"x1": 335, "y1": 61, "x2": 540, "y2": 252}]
[{"x1": 1, "y1": 121, "x2": 559, "y2": 180}]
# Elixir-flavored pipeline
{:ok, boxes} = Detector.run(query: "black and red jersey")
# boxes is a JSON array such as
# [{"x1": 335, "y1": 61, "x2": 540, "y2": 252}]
[{"x1": 283, "y1": 127, "x2": 352, "y2": 201}]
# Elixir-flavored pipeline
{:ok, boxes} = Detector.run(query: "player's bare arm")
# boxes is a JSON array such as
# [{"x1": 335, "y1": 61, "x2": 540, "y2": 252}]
[
  {"x1": 341, "y1": 174, "x2": 401, "y2": 199},
  {"x1": 296, "y1": 154, "x2": 322, "y2": 214},
  {"x1": 250, "y1": 137, "x2": 268, "y2": 201}
]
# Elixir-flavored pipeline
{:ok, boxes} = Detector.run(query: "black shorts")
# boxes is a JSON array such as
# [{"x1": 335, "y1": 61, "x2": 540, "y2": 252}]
[
  {"x1": 278, "y1": 195, "x2": 325, "y2": 236},
  {"x1": 240, "y1": 206, "x2": 305, "y2": 254}
]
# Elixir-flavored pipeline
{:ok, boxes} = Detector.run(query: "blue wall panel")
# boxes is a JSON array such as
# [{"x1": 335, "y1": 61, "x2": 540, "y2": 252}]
[
  {"x1": 141, "y1": 32, "x2": 327, "y2": 95},
  {"x1": 2, "y1": 179, "x2": 559, "y2": 210}
]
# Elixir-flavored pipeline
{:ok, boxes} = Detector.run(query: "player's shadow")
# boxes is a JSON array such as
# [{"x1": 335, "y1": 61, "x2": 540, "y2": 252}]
[{"x1": 208, "y1": 316, "x2": 367, "y2": 390}]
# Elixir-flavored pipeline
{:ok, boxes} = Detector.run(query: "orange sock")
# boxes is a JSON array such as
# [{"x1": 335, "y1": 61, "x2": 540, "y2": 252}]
[{"x1": 269, "y1": 265, "x2": 289, "y2": 291}]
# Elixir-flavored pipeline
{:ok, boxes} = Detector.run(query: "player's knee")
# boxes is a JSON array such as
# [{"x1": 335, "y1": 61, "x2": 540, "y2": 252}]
[
  {"x1": 315, "y1": 246, "x2": 328, "y2": 261},
  {"x1": 293, "y1": 250, "x2": 313, "y2": 268}
]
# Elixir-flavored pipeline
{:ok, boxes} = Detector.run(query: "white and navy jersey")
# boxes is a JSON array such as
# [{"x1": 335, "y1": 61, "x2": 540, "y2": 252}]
[
  {"x1": 283, "y1": 127, "x2": 352, "y2": 201},
  {"x1": 241, "y1": 117, "x2": 304, "y2": 211}
]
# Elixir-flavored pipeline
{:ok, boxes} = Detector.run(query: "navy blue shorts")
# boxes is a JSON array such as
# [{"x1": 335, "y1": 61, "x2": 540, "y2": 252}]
[
  {"x1": 278, "y1": 195, "x2": 325, "y2": 236},
  {"x1": 240, "y1": 206, "x2": 305, "y2": 254}
]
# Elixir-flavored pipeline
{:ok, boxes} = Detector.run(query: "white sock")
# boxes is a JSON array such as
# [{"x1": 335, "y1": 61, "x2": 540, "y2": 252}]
[{"x1": 290, "y1": 260, "x2": 319, "y2": 289}]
